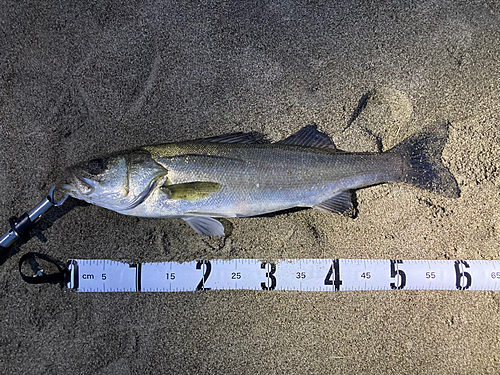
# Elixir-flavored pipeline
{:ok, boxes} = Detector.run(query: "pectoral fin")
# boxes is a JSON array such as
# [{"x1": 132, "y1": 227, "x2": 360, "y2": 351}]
[
  {"x1": 313, "y1": 191, "x2": 353, "y2": 215},
  {"x1": 182, "y1": 216, "x2": 225, "y2": 236},
  {"x1": 160, "y1": 181, "x2": 222, "y2": 201}
]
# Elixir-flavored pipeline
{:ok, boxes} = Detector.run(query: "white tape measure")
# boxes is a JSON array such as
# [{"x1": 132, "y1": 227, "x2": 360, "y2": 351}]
[{"x1": 67, "y1": 258, "x2": 500, "y2": 292}]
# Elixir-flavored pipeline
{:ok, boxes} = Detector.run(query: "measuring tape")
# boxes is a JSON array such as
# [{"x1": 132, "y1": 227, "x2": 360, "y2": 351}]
[{"x1": 66, "y1": 258, "x2": 500, "y2": 292}]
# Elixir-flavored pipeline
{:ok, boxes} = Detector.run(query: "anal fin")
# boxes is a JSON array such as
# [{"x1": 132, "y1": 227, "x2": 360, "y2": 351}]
[
  {"x1": 182, "y1": 216, "x2": 225, "y2": 236},
  {"x1": 313, "y1": 191, "x2": 353, "y2": 215}
]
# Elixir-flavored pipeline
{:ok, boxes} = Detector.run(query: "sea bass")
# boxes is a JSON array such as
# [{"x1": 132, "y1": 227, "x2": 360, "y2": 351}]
[{"x1": 59, "y1": 122, "x2": 460, "y2": 236}]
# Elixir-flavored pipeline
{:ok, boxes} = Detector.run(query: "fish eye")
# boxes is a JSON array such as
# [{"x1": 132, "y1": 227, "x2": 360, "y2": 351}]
[{"x1": 87, "y1": 158, "x2": 107, "y2": 175}]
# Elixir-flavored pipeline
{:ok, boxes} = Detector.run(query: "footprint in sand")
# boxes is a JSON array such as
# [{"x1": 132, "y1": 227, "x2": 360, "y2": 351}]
[{"x1": 340, "y1": 87, "x2": 414, "y2": 152}]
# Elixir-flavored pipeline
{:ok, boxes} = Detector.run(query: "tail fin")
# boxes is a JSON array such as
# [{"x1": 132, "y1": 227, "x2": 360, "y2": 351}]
[{"x1": 389, "y1": 120, "x2": 460, "y2": 198}]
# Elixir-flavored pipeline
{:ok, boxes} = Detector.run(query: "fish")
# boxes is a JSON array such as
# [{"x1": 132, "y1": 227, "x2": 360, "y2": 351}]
[{"x1": 58, "y1": 121, "x2": 460, "y2": 236}]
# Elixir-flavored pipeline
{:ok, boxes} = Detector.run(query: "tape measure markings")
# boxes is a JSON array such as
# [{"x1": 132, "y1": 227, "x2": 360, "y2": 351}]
[{"x1": 66, "y1": 258, "x2": 500, "y2": 292}]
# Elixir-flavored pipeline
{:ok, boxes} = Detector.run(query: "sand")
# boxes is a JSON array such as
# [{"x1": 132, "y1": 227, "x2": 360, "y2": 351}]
[{"x1": 1, "y1": 0, "x2": 500, "y2": 373}]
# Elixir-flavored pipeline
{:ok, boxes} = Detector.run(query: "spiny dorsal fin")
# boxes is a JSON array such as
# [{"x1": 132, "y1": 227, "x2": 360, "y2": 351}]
[
  {"x1": 195, "y1": 132, "x2": 265, "y2": 144},
  {"x1": 313, "y1": 191, "x2": 353, "y2": 215},
  {"x1": 277, "y1": 125, "x2": 336, "y2": 150},
  {"x1": 160, "y1": 181, "x2": 222, "y2": 201}
]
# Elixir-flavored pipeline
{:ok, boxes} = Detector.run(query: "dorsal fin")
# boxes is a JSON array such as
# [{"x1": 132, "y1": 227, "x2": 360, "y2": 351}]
[
  {"x1": 276, "y1": 125, "x2": 336, "y2": 150},
  {"x1": 195, "y1": 132, "x2": 265, "y2": 144}
]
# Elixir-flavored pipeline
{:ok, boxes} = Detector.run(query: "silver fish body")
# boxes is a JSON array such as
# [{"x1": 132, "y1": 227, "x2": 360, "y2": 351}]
[
  {"x1": 138, "y1": 143, "x2": 402, "y2": 217},
  {"x1": 60, "y1": 123, "x2": 459, "y2": 235}
]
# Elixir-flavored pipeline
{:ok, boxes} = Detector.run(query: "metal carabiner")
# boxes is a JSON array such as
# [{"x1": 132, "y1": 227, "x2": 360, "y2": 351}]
[{"x1": 0, "y1": 186, "x2": 68, "y2": 249}]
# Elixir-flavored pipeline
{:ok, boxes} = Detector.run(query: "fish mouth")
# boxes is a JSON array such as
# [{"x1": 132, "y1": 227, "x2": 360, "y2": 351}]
[
  {"x1": 79, "y1": 176, "x2": 98, "y2": 191},
  {"x1": 60, "y1": 171, "x2": 97, "y2": 197}
]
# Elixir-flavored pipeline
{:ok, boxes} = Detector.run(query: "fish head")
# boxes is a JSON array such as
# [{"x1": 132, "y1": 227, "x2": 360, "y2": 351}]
[
  {"x1": 59, "y1": 151, "x2": 167, "y2": 212},
  {"x1": 60, "y1": 154, "x2": 129, "y2": 206}
]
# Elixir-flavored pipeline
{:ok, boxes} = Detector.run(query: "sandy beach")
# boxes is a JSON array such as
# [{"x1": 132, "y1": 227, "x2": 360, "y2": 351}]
[{"x1": 1, "y1": 0, "x2": 500, "y2": 373}]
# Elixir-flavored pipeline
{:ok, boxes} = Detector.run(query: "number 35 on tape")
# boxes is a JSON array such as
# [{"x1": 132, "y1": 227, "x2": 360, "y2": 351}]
[{"x1": 66, "y1": 259, "x2": 500, "y2": 293}]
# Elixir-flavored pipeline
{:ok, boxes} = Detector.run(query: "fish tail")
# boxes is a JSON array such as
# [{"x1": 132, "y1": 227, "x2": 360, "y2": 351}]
[{"x1": 389, "y1": 120, "x2": 460, "y2": 198}]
